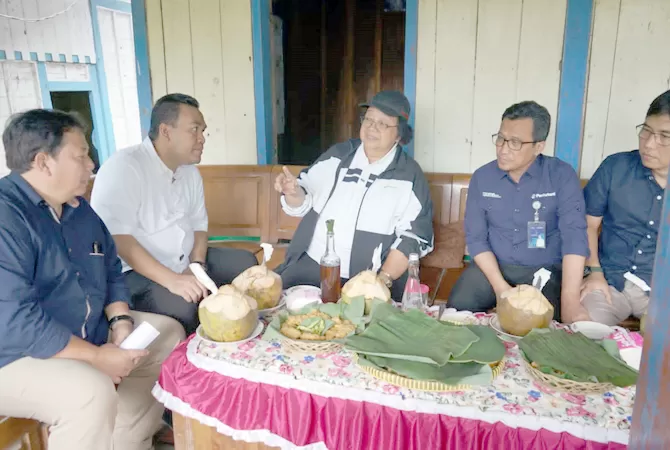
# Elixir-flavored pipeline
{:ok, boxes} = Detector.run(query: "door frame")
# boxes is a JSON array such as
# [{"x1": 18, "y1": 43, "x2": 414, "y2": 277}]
[
  {"x1": 250, "y1": 0, "x2": 419, "y2": 163},
  {"x1": 37, "y1": 62, "x2": 111, "y2": 163}
]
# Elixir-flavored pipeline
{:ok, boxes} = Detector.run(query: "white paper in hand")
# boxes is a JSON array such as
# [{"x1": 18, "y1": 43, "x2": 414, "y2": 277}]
[{"x1": 119, "y1": 321, "x2": 160, "y2": 350}]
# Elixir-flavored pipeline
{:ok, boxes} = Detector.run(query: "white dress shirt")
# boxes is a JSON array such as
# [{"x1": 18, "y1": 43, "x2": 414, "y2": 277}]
[{"x1": 90, "y1": 137, "x2": 208, "y2": 273}]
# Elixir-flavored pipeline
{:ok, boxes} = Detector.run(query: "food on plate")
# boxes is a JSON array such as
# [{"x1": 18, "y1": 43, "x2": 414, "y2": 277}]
[
  {"x1": 232, "y1": 264, "x2": 283, "y2": 310},
  {"x1": 341, "y1": 270, "x2": 391, "y2": 315},
  {"x1": 198, "y1": 285, "x2": 258, "y2": 342},
  {"x1": 496, "y1": 284, "x2": 553, "y2": 337},
  {"x1": 280, "y1": 310, "x2": 356, "y2": 341}
]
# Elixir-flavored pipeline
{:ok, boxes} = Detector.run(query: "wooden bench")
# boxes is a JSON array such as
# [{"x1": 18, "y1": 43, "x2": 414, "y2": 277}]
[
  {"x1": 85, "y1": 166, "x2": 472, "y2": 300},
  {"x1": 84, "y1": 167, "x2": 595, "y2": 301},
  {"x1": 87, "y1": 167, "x2": 643, "y2": 325},
  {"x1": 192, "y1": 166, "x2": 471, "y2": 300},
  {"x1": 0, "y1": 416, "x2": 47, "y2": 450}
]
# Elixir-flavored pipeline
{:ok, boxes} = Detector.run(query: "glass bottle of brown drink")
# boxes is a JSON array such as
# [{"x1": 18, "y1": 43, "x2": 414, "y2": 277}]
[{"x1": 320, "y1": 219, "x2": 341, "y2": 303}]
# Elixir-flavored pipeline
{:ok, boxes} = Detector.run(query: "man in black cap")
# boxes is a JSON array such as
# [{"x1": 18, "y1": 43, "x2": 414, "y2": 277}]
[{"x1": 273, "y1": 90, "x2": 434, "y2": 300}]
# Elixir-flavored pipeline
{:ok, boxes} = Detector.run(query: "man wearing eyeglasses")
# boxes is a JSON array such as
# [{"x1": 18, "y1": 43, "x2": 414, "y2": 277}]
[
  {"x1": 580, "y1": 90, "x2": 670, "y2": 325},
  {"x1": 449, "y1": 101, "x2": 590, "y2": 324}
]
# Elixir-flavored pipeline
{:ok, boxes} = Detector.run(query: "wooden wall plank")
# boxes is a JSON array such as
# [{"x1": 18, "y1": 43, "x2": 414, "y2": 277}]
[
  {"x1": 220, "y1": 0, "x2": 256, "y2": 164},
  {"x1": 581, "y1": 0, "x2": 670, "y2": 178},
  {"x1": 145, "y1": 0, "x2": 256, "y2": 164},
  {"x1": 413, "y1": 0, "x2": 438, "y2": 171},
  {"x1": 5, "y1": 0, "x2": 28, "y2": 55},
  {"x1": 52, "y1": 0, "x2": 71, "y2": 60},
  {"x1": 21, "y1": 0, "x2": 42, "y2": 58},
  {"x1": 470, "y1": 0, "x2": 523, "y2": 171},
  {"x1": 432, "y1": 0, "x2": 478, "y2": 173},
  {"x1": 190, "y1": 0, "x2": 227, "y2": 165},
  {"x1": 114, "y1": 11, "x2": 142, "y2": 145},
  {"x1": 580, "y1": 0, "x2": 621, "y2": 179},
  {"x1": 601, "y1": 0, "x2": 670, "y2": 159},
  {"x1": 162, "y1": 0, "x2": 194, "y2": 95},
  {"x1": 0, "y1": 2, "x2": 11, "y2": 57},
  {"x1": 516, "y1": 0, "x2": 567, "y2": 158},
  {"x1": 145, "y1": 0, "x2": 168, "y2": 100}
]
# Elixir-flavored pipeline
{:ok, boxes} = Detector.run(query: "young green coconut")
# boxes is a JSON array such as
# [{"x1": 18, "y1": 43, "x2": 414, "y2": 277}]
[
  {"x1": 340, "y1": 244, "x2": 391, "y2": 315},
  {"x1": 199, "y1": 285, "x2": 259, "y2": 342},
  {"x1": 341, "y1": 270, "x2": 391, "y2": 315},
  {"x1": 497, "y1": 284, "x2": 553, "y2": 337},
  {"x1": 232, "y1": 243, "x2": 283, "y2": 310},
  {"x1": 190, "y1": 263, "x2": 259, "y2": 342}
]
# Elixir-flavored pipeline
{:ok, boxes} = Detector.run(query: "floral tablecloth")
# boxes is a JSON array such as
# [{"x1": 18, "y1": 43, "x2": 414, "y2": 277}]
[{"x1": 153, "y1": 313, "x2": 634, "y2": 449}]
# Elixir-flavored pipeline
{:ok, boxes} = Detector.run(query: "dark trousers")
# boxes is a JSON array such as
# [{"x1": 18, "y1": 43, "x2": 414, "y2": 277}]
[
  {"x1": 448, "y1": 262, "x2": 563, "y2": 321},
  {"x1": 125, "y1": 247, "x2": 258, "y2": 335},
  {"x1": 280, "y1": 253, "x2": 408, "y2": 302}
]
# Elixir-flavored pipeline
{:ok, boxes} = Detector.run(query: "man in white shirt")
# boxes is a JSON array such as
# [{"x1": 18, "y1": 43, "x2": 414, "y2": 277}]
[{"x1": 91, "y1": 94, "x2": 257, "y2": 334}]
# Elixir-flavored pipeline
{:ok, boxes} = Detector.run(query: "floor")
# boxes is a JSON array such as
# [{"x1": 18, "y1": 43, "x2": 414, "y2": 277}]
[{"x1": 156, "y1": 444, "x2": 174, "y2": 450}]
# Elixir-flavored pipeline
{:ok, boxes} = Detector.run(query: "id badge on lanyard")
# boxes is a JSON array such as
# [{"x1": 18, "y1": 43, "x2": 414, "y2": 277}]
[{"x1": 528, "y1": 200, "x2": 546, "y2": 249}]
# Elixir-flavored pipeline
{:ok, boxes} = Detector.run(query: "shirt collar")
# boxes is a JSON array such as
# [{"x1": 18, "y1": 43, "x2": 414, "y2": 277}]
[
  {"x1": 352, "y1": 143, "x2": 398, "y2": 168},
  {"x1": 496, "y1": 154, "x2": 543, "y2": 180},
  {"x1": 7, "y1": 172, "x2": 44, "y2": 206},
  {"x1": 142, "y1": 137, "x2": 183, "y2": 180},
  {"x1": 7, "y1": 172, "x2": 81, "y2": 218}
]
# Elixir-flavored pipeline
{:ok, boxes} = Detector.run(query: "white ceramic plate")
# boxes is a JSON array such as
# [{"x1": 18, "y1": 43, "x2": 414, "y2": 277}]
[
  {"x1": 258, "y1": 297, "x2": 286, "y2": 317},
  {"x1": 282, "y1": 285, "x2": 323, "y2": 313},
  {"x1": 196, "y1": 321, "x2": 264, "y2": 346},
  {"x1": 488, "y1": 314, "x2": 556, "y2": 341},
  {"x1": 569, "y1": 321, "x2": 614, "y2": 340},
  {"x1": 439, "y1": 310, "x2": 477, "y2": 325}
]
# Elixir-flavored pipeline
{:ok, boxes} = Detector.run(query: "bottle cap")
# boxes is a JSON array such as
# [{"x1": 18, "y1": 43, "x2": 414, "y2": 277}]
[
  {"x1": 409, "y1": 253, "x2": 419, "y2": 262},
  {"x1": 326, "y1": 219, "x2": 334, "y2": 233}
]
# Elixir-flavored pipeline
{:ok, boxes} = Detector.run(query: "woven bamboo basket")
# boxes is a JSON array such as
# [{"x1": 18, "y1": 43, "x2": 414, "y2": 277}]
[
  {"x1": 355, "y1": 355, "x2": 505, "y2": 392},
  {"x1": 280, "y1": 337, "x2": 342, "y2": 354},
  {"x1": 521, "y1": 358, "x2": 616, "y2": 394}
]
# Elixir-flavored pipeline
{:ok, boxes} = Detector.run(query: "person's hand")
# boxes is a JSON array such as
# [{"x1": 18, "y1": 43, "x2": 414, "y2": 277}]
[
  {"x1": 274, "y1": 166, "x2": 300, "y2": 196},
  {"x1": 165, "y1": 273, "x2": 209, "y2": 303},
  {"x1": 494, "y1": 281, "x2": 514, "y2": 300},
  {"x1": 580, "y1": 272, "x2": 611, "y2": 304},
  {"x1": 377, "y1": 271, "x2": 393, "y2": 289},
  {"x1": 92, "y1": 343, "x2": 148, "y2": 384},
  {"x1": 109, "y1": 321, "x2": 134, "y2": 347},
  {"x1": 562, "y1": 304, "x2": 591, "y2": 324}
]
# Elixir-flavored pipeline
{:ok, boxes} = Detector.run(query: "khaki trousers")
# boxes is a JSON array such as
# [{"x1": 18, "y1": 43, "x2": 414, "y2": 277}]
[
  {"x1": 582, "y1": 280, "x2": 649, "y2": 326},
  {"x1": 0, "y1": 311, "x2": 185, "y2": 450}
]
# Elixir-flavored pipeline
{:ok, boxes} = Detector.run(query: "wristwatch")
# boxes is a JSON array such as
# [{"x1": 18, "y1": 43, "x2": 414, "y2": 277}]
[
  {"x1": 108, "y1": 314, "x2": 135, "y2": 330},
  {"x1": 585, "y1": 266, "x2": 603, "y2": 276},
  {"x1": 378, "y1": 271, "x2": 393, "y2": 288}
]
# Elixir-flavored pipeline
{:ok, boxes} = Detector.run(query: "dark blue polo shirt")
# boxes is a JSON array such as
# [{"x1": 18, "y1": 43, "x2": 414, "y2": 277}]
[
  {"x1": 465, "y1": 155, "x2": 589, "y2": 266},
  {"x1": 0, "y1": 172, "x2": 130, "y2": 369},
  {"x1": 584, "y1": 150, "x2": 663, "y2": 292}
]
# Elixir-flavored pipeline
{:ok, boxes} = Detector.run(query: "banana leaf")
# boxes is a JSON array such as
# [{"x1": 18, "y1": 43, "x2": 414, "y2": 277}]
[
  {"x1": 447, "y1": 325, "x2": 506, "y2": 364},
  {"x1": 518, "y1": 329, "x2": 638, "y2": 387},
  {"x1": 344, "y1": 303, "x2": 480, "y2": 366},
  {"x1": 359, "y1": 354, "x2": 494, "y2": 386}
]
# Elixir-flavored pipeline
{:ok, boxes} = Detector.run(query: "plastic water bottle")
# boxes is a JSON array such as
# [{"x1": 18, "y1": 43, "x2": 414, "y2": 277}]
[{"x1": 401, "y1": 253, "x2": 424, "y2": 311}]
